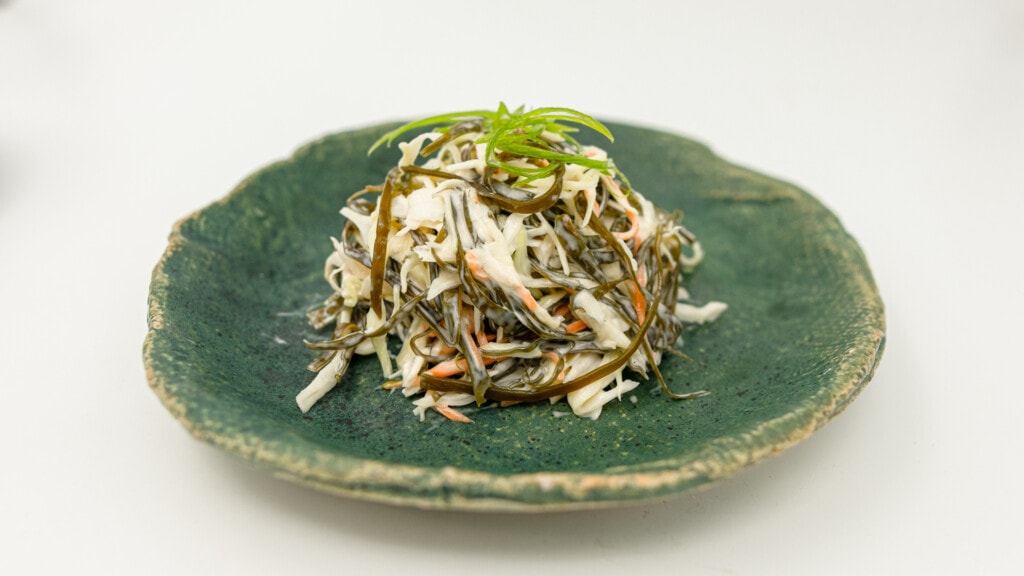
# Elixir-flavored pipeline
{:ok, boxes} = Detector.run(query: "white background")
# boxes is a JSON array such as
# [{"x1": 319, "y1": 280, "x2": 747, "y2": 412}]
[{"x1": 2, "y1": 1, "x2": 1022, "y2": 574}]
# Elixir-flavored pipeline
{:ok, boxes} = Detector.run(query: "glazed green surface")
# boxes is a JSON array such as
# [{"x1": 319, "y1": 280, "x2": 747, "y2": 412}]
[{"x1": 145, "y1": 122, "x2": 884, "y2": 510}]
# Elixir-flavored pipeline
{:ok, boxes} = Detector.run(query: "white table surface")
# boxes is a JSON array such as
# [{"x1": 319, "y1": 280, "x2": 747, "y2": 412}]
[{"x1": 2, "y1": 1, "x2": 1021, "y2": 574}]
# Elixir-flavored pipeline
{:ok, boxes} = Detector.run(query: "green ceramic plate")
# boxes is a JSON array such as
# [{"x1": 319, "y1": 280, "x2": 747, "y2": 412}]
[{"x1": 145, "y1": 121, "x2": 884, "y2": 511}]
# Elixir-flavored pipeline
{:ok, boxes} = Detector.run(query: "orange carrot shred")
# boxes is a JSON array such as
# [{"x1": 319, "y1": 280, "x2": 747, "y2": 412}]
[
  {"x1": 565, "y1": 320, "x2": 588, "y2": 333},
  {"x1": 434, "y1": 405, "x2": 473, "y2": 423}
]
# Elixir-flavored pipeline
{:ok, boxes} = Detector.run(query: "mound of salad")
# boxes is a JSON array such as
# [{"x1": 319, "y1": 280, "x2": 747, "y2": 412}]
[{"x1": 298, "y1": 105, "x2": 726, "y2": 422}]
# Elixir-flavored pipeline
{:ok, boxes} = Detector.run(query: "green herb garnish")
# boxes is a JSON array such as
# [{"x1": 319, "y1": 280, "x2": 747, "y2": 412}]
[{"x1": 370, "y1": 103, "x2": 630, "y2": 189}]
